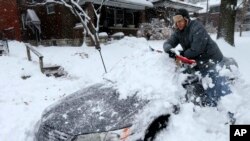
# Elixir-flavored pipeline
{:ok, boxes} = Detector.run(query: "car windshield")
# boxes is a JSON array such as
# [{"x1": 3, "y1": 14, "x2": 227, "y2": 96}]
[{"x1": 39, "y1": 83, "x2": 148, "y2": 135}]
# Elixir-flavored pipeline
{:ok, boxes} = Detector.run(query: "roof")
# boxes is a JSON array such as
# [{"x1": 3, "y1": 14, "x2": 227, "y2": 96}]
[
  {"x1": 153, "y1": 0, "x2": 203, "y2": 12},
  {"x1": 26, "y1": 9, "x2": 40, "y2": 23},
  {"x1": 26, "y1": 9, "x2": 41, "y2": 33},
  {"x1": 80, "y1": 0, "x2": 153, "y2": 10}
]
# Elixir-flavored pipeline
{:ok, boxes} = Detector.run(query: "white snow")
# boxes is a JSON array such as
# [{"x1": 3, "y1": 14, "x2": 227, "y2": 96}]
[
  {"x1": 122, "y1": 0, "x2": 153, "y2": 7},
  {"x1": 74, "y1": 23, "x2": 83, "y2": 29},
  {"x1": 112, "y1": 32, "x2": 125, "y2": 37},
  {"x1": 80, "y1": 0, "x2": 153, "y2": 8},
  {"x1": 1, "y1": 31, "x2": 250, "y2": 141},
  {"x1": 99, "y1": 32, "x2": 108, "y2": 37}
]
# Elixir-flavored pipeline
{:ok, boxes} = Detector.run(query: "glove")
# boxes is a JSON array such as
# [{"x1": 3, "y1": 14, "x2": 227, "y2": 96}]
[
  {"x1": 168, "y1": 51, "x2": 176, "y2": 59},
  {"x1": 180, "y1": 51, "x2": 184, "y2": 56}
]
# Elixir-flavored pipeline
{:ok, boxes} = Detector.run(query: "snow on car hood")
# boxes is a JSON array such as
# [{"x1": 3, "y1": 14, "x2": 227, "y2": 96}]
[{"x1": 39, "y1": 83, "x2": 148, "y2": 135}]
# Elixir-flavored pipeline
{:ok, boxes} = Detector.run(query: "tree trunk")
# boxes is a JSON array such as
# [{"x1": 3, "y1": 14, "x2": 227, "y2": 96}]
[
  {"x1": 85, "y1": 2, "x2": 96, "y2": 46},
  {"x1": 217, "y1": 0, "x2": 237, "y2": 46}
]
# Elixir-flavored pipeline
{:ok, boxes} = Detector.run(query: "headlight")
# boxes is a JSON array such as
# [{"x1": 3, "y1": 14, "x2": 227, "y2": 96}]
[{"x1": 73, "y1": 127, "x2": 131, "y2": 141}]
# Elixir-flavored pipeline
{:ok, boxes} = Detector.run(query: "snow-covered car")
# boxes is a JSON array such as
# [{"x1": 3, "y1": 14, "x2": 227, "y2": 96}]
[
  {"x1": 34, "y1": 52, "x2": 239, "y2": 141},
  {"x1": 34, "y1": 83, "x2": 178, "y2": 141}
]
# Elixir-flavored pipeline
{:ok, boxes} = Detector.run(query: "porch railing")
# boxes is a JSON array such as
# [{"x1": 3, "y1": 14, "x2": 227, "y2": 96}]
[
  {"x1": 25, "y1": 43, "x2": 66, "y2": 77},
  {"x1": 25, "y1": 43, "x2": 44, "y2": 72}
]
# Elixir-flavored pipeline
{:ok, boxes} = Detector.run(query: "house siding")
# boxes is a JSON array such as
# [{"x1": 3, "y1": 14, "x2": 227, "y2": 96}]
[{"x1": 30, "y1": 4, "x2": 78, "y2": 40}]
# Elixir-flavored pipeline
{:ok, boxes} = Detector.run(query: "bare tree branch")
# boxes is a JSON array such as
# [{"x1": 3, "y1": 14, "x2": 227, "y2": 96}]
[{"x1": 29, "y1": 0, "x2": 108, "y2": 72}]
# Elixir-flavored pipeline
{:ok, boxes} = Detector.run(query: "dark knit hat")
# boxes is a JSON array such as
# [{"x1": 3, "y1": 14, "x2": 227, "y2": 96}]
[{"x1": 175, "y1": 8, "x2": 190, "y2": 19}]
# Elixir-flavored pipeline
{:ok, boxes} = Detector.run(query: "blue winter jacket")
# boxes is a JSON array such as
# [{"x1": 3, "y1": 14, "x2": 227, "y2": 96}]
[{"x1": 163, "y1": 20, "x2": 223, "y2": 70}]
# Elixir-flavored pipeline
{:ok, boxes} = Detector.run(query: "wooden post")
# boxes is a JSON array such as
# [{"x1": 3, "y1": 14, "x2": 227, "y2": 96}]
[
  {"x1": 39, "y1": 56, "x2": 44, "y2": 73},
  {"x1": 3, "y1": 39, "x2": 9, "y2": 53},
  {"x1": 26, "y1": 46, "x2": 31, "y2": 61},
  {"x1": 239, "y1": 24, "x2": 242, "y2": 37},
  {"x1": 25, "y1": 43, "x2": 44, "y2": 72}
]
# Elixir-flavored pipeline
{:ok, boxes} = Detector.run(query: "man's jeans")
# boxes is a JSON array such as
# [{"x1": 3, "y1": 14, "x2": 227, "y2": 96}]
[{"x1": 199, "y1": 61, "x2": 232, "y2": 107}]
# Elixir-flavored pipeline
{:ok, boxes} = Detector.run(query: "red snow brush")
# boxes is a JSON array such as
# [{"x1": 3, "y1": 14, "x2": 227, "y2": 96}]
[{"x1": 175, "y1": 55, "x2": 196, "y2": 65}]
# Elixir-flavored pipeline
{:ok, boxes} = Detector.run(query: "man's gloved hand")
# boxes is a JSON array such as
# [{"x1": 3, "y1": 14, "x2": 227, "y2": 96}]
[
  {"x1": 167, "y1": 50, "x2": 176, "y2": 59},
  {"x1": 180, "y1": 51, "x2": 184, "y2": 56}
]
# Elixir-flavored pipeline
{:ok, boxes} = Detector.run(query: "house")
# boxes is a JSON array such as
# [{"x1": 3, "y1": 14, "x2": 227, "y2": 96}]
[
  {"x1": 148, "y1": 0, "x2": 203, "y2": 27},
  {"x1": 197, "y1": 0, "x2": 250, "y2": 32},
  {"x1": 0, "y1": 0, "x2": 22, "y2": 40},
  {"x1": 18, "y1": 0, "x2": 81, "y2": 45},
  {"x1": 84, "y1": 0, "x2": 153, "y2": 36},
  {"x1": 18, "y1": 0, "x2": 153, "y2": 46},
  {"x1": 0, "y1": 0, "x2": 202, "y2": 45},
  {"x1": 196, "y1": 1, "x2": 221, "y2": 28}
]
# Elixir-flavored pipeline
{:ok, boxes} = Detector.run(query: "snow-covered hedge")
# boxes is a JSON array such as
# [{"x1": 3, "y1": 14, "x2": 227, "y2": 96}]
[{"x1": 137, "y1": 18, "x2": 172, "y2": 40}]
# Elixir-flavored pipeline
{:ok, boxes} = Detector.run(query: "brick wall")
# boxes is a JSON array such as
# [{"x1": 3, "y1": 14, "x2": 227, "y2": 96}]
[{"x1": 0, "y1": 0, "x2": 21, "y2": 40}]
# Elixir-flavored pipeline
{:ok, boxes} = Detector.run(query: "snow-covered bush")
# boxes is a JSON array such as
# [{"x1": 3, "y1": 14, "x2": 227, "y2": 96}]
[
  {"x1": 137, "y1": 18, "x2": 172, "y2": 40},
  {"x1": 205, "y1": 22, "x2": 217, "y2": 33}
]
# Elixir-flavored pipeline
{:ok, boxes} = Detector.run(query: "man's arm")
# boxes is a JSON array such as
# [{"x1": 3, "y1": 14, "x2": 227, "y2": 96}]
[
  {"x1": 183, "y1": 23, "x2": 208, "y2": 59},
  {"x1": 163, "y1": 32, "x2": 179, "y2": 53}
]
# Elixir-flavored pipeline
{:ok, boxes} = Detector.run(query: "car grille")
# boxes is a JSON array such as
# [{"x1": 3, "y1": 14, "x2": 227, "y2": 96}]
[{"x1": 36, "y1": 124, "x2": 73, "y2": 141}]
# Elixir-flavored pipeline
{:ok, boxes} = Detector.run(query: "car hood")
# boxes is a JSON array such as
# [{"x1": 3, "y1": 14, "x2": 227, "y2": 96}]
[{"x1": 38, "y1": 83, "x2": 148, "y2": 135}]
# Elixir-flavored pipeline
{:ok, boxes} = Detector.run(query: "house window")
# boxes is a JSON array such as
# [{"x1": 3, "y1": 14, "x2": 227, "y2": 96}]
[
  {"x1": 46, "y1": 4, "x2": 55, "y2": 14},
  {"x1": 106, "y1": 8, "x2": 124, "y2": 27},
  {"x1": 106, "y1": 8, "x2": 125, "y2": 27},
  {"x1": 115, "y1": 9, "x2": 124, "y2": 25},
  {"x1": 125, "y1": 11, "x2": 135, "y2": 26}
]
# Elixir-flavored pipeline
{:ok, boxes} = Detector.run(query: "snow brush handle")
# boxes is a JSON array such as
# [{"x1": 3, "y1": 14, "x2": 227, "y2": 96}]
[
  {"x1": 149, "y1": 46, "x2": 196, "y2": 64},
  {"x1": 149, "y1": 46, "x2": 163, "y2": 53},
  {"x1": 176, "y1": 55, "x2": 196, "y2": 65}
]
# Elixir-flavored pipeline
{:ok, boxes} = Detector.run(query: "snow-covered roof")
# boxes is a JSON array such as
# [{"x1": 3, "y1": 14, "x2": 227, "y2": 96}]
[
  {"x1": 80, "y1": 0, "x2": 153, "y2": 10},
  {"x1": 26, "y1": 9, "x2": 40, "y2": 23},
  {"x1": 153, "y1": 0, "x2": 203, "y2": 12},
  {"x1": 122, "y1": 0, "x2": 153, "y2": 7},
  {"x1": 26, "y1": 9, "x2": 41, "y2": 33}
]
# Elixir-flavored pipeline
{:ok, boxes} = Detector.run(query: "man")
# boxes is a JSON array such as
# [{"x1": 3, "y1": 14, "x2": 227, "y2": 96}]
[{"x1": 163, "y1": 9, "x2": 235, "y2": 107}]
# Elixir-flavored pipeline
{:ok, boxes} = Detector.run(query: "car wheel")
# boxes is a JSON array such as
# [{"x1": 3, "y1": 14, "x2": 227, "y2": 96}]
[{"x1": 143, "y1": 114, "x2": 171, "y2": 141}]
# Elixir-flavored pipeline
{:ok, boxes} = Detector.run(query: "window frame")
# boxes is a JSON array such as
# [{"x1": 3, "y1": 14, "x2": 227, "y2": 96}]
[{"x1": 46, "y1": 3, "x2": 55, "y2": 15}]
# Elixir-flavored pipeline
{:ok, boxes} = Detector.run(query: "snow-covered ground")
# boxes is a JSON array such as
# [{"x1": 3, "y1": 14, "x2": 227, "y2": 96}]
[{"x1": 0, "y1": 32, "x2": 250, "y2": 141}]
